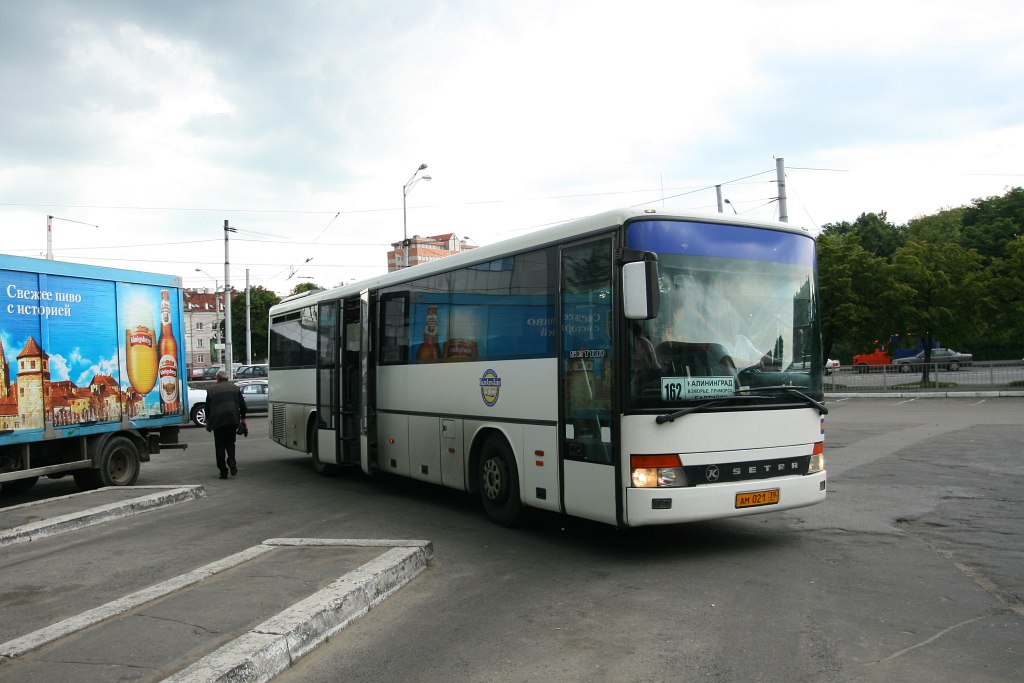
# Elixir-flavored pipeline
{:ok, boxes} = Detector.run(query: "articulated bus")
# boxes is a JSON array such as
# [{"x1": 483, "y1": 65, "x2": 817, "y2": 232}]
[{"x1": 267, "y1": 208, "x2": 827, "y2": 527}]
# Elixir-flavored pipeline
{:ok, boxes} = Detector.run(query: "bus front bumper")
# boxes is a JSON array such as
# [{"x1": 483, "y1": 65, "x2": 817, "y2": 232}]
[{"x1": 624, "y1": 470, "x2": 826, "y2": 527}]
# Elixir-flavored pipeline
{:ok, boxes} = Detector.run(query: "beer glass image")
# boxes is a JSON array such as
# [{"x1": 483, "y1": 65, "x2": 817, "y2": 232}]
[{"x1": 126, "y1": 323, "x2": 158, "y2": 396}]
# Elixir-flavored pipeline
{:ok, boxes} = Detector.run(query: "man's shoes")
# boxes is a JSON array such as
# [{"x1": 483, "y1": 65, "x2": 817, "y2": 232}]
[
  {"x1": 219, "y1": 472, "x2": 228, "y2": 479},
  {"x1": 229, "y1": 464, "x2": 238, "y2": 476}
]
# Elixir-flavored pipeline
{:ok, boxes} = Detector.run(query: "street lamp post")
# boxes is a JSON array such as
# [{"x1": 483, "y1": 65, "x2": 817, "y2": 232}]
[
  {"x1": 195, "y1": 269, "x2": 221, "y2": 365},
  {"x1": 401, "y1": 163, "x2": 432, "y2": 268}
]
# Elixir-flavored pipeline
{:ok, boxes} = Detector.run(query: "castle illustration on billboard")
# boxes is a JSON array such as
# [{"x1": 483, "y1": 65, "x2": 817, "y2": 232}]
[{"x1": 0, "y1": 335, "x2": 144, "y2": 431}]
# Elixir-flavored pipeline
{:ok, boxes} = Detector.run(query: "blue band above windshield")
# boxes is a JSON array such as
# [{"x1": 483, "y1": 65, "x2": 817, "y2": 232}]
[{"x1": 626, "y1": 220, "x2": 814, "y2": 264}]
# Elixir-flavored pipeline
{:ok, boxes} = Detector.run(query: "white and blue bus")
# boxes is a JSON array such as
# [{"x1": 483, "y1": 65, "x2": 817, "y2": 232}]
[{"x1": 267, "y1": 208, "x2": 827, "y2": 527}]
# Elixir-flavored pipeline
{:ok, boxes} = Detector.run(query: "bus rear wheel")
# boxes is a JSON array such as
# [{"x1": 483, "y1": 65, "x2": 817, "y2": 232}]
[
  {"x1": 478, "y1": 435, "x2": 522, "y2": 527},
  {"x1": 309, "y1": 420, "x2": 337, "y2": 476}
]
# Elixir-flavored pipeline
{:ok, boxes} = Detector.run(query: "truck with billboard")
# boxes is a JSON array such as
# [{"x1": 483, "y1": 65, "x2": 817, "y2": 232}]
[{"x1": 0, "y1": 254, "x2": 188, "y2": 494}]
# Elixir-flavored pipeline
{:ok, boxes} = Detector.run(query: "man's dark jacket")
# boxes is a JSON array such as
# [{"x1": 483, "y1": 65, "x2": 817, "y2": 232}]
[{"x1": 205, "y1": 381, "x2": 247, "y2": 431}]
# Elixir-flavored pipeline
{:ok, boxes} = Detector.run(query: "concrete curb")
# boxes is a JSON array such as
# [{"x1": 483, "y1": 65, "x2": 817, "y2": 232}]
[
  {"x1": 0, "y1": 485, "x2": 206, "y2": 548},
  {"x1": 166, "y1": 539, "x2": 433, "y2": 683},
  {"x1": 0, "y1": 538, "x2": 432, "y2": 682}
]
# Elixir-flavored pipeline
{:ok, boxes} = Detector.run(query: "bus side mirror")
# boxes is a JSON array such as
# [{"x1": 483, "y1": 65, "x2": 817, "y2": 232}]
[{"x1": 622, "y1": 258, "x2": 660, "y2": 320}]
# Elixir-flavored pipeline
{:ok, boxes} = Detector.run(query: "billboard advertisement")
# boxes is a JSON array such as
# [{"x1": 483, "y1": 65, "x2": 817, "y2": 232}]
[{"x1": 0, "y1": 269, "x2": 185, "y2": 438}]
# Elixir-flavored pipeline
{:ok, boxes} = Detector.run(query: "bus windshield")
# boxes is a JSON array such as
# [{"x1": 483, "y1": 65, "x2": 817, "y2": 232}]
[{"x1": 625, "y1": 219, "x2": 822, "y2": 410}]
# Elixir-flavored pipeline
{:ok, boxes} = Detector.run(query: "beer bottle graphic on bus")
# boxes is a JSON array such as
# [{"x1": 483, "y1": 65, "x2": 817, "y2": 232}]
[{"x1": 416, "y1": 305, "x2": 440, "y2": 362}]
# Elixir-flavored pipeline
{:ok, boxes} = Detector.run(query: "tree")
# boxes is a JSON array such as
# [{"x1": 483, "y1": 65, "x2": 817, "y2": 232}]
[
  {"x1": 960, "y1": 187, "x2": 1024, "y2": 262},
  {"x1": 821, "y1": 212, "x2": 904, "y2": 259},
  {"x1": 227, "y1": 286, "x2": 281, "y2": 363},
  {"x1": 815, "y1": 231, "x2": 891, "y2": 361},
  {"x1": 905, "y1": 207, "x2": 964, "y2": 245},
  {"x1": 290, "y1": 281, "x2": 323, "y2": 296},
  {"x1": 973, "y1": 235, "x2": 1024, "y2": 356},
  {"x1": 888, "y1": 241, "x2": 982, "y2": 382}
]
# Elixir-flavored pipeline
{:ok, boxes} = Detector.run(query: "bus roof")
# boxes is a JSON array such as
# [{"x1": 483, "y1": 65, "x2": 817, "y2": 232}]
[{"x1": 270, "y1": 207, "x2": 810, "y2": 315}]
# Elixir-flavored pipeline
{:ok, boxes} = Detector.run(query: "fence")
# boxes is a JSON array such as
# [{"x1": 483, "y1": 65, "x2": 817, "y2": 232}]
[{"x1": 824, "y1": 360, "x2": 1024, "y2": 393}]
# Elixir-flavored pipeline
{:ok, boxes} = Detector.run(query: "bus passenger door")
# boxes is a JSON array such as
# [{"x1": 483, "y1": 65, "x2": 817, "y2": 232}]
[
  {"x1": 315, "y1": 300, "x2": 340, "y2": 465},
  {"x1": 359, "y1": 289, "x2": 375, "y2": 475},
  {"x1": 340, "y1": 297, "x2": 362, "y2": 465},
  {"x1": 560, "y1": 238, "x2": 619, "y2": 525}
]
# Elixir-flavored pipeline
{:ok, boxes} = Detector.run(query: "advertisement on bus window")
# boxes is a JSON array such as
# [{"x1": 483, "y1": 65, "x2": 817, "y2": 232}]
[{"x1": 408, "y1": 293, "x2": 555, "y2": 362}]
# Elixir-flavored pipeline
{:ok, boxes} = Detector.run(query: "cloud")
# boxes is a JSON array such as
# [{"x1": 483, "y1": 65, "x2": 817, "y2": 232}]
[{"x1": 1, "y1": 0, "x2": 1022, "y2": 295}]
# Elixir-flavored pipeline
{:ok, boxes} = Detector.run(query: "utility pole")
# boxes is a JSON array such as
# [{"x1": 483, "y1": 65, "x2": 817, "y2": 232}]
[
  {"x1": 46, "y1": 215, "x2": 98, "y2": 260},
  {"x1": 776, "y1": 157, "x2": 789, "y2": 223},
  {"x1": 224, "y1": 220, "x2": 237, "y2": 378},
  {"x1": 245, "y1": 268, "x2": 252, "y2": 364},
  {"x1": 715, "y1": 185, "x2": 724, "y2": 213}
]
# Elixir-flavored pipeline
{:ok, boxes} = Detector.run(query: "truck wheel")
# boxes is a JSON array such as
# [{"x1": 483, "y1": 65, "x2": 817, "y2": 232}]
[
  {"x1": 1, "y1": 476, "x2": 39, "y2": 495},
  {"x1": 95, "y1": 436, "x2": 141, "y2": 487},
  {"x1": 478, "y1": 434, "x2": 522, "y2": 527},
  {"x1": 74, "y1": 470, "x2": 99, "y2": 491}
]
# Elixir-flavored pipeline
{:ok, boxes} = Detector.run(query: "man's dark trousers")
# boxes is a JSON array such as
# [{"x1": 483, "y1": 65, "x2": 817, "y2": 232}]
[{"x1": 213, "y1": 425, "x2": 238, "y2": 476}]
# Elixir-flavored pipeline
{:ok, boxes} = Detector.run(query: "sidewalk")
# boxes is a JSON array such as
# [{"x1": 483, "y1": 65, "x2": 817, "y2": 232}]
[{"x1": 0, "y1": 489, "x2": 432, "y2": 682}]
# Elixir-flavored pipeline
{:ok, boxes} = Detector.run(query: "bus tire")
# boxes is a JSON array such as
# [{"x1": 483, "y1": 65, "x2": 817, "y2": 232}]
[
  {"x1": 309, "y1": 419, "x2": 337, "y2": 477},
  {"x1": 478, "y1": 434, "x2": 522, "y2": 527},
  {"x1": 95, "y1": 436, "x2": 141, "y2": 487},
  {"x1": 1, "y1": 476, "x2": 39, "y2": 495}
]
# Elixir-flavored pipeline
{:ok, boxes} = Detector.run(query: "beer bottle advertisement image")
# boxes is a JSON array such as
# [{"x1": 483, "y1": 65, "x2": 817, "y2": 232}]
[
  {"x1": 157, "y1": 289, "x2": 180, "y2": 414},
  {"x1": 415, "y1": 304, "x2": 441, "y2": 362},
  {"x1": 118, "y1": 284, "x2": 184, "y2": 419}
]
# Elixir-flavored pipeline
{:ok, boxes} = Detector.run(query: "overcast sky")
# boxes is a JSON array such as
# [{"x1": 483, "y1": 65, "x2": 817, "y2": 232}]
[{"x1": 2, "y1": 0, "x2": 1021, "y2": 295}]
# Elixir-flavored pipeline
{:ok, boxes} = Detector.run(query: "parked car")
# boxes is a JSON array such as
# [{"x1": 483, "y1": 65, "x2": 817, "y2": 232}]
[
  {"x1": 186, "y1": 379, "x2": 267, "y2": 427},
  {"x1": 187, "y1": 385, "x2": 208, "y2": 426},
  {"x1": 234, "y1": 363, "x2": 268, "y2": 379},
  {"x1": 237, "y1": 379, "x2": 269, "y2": 413},
  {"x1": 893, "y1": 348, "x2": 973, "y2": 372},
  {"x1": 201, "y1": 365, "x2": 223, "y2": 380},
  {"x1": 824, "y1": 358, "x2": 841, "y2": 374},
  {"x1": 852, "y1": 347, "x2": 892, "y2": 371}
]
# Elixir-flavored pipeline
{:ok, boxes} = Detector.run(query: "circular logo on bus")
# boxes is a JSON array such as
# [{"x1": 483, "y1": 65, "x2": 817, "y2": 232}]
[{"x1": 479, "y1": 369, "x2": 501, "y2": 407}]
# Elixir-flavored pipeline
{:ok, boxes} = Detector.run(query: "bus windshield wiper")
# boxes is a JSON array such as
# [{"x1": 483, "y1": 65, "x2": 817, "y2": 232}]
[
  {"x1": 655, "y1": 395, "x2": 766, "y2": 424},
  {"x1": 656, "y1": 399, "x2": 728, "y2": 424},
  {"x1": 736, "y1": 385, "x2": 828, "y2": 415}
]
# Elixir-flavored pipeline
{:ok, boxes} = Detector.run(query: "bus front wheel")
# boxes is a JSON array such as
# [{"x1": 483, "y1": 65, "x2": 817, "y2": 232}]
[{"x1": 478, "y1": 435, "x2": 522, "y2": 527}]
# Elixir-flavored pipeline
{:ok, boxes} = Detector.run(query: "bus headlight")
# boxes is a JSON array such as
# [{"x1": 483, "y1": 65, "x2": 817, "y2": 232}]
[
  {"x1": 630, "y1": 455, "x2": 687, "y2": 488},
  {"x1": 808, "y1": 441, "x2": 825, "y2": 473}
]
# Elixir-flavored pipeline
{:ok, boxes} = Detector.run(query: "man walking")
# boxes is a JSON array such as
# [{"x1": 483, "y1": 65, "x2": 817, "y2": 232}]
[{"x1": 205, "y1": 370, "x2": 248, "y2": 479}]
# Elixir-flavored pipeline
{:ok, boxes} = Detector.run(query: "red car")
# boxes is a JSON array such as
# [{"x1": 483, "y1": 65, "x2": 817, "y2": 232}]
[{"x1": 852, "y1": 348, "x2": 891, "y2": 371}]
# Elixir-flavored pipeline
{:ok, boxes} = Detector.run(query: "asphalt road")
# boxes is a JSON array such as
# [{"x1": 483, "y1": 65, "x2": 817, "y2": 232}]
[{"x1": 2, "y1": 397, "x2": 1022, "y2": 682}]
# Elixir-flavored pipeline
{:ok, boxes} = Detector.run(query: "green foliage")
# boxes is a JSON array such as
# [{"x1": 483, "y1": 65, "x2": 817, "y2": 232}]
[
  {"x1": 227, "y1": 285, "x2": 281, "y2": 363},
  {"x1": 820, "y1": 212, "x2": 904, "y2": 259},
  {"x1": 960, "y1": 187, "x2": 1024, "y2": 261},
  {"x1": 815, "y1": 231, "x2": 890, "y2": 360},
  {"x1": 290, "y1": 281, "x2": 322, "y2": 296},
  {"x1": 818, "y1": 186, "x2": 1023, "y2": 362}
]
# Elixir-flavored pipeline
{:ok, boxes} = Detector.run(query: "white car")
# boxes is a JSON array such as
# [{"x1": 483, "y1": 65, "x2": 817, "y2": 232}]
[
  {"x1": 187, "y1": 385, "x2": 208, "y2": 426},
  {"x1": 825, "y1": 358, "x2": 841, "y2": 374},
  {"x1": 186, "y1": 380, "x2": 267, "y2": 427}
]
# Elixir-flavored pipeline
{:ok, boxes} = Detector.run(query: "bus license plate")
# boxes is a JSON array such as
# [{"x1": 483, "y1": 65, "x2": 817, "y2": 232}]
[{"x1": 735, "y1": 489, "x2": 780, "y2": 508}]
